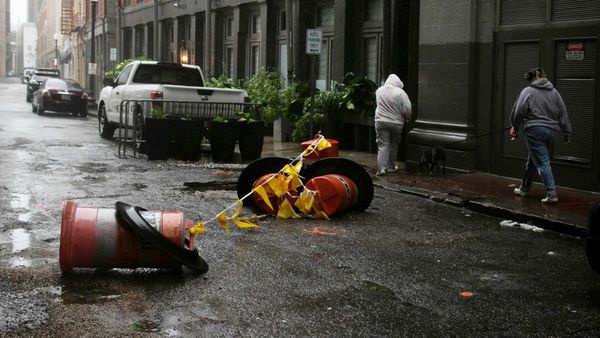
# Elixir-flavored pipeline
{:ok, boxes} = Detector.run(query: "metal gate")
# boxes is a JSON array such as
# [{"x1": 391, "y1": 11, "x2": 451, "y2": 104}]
[{"x1": 116, "y1": 99, "x2": 262, "y2": 158}]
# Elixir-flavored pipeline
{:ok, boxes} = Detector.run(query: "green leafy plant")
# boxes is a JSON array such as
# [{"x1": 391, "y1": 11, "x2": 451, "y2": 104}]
[
  {"x1": 105, "y1": 56, "x2": 149, "y2": 79},
  {"x1": 292, "y1": 83, "x2": 346, "y2": 141},
  {"x1": 341, "y1": 73, "x2": 377, "y2": 116},
  {"x1": 212, "y1": 115, "x2": 227, "y2": 123},
  {"x1": 206, "y1": 75, "x2": 243, "y2": 89},
  {"x1": 235, "y1": 111, "x2": 256, "y2": 123},
  {"x1": 243, "y1": 69, "x2": 286, "y2": 123},
  {"x1": 151, "y1": 104, "x2": 164, "y2": 119}
]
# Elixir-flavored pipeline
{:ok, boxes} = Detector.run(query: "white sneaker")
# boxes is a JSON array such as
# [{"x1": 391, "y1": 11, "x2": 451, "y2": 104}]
[
  {"x1": 376, "y1": 168, "x2": 387, "y2": 176},
  {"x1": 387, "y1": 165, "x2": 399, "y2": 173},
  {"x1": 541, "y1": 196, "x2": 559, "y2": 204},
  {"x1": 513, "y1": 188, "x2": 528, "y2": 197}
]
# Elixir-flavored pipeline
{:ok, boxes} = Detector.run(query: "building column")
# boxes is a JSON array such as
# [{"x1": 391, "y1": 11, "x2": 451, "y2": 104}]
[
  {"x1": 143, "y1": 24, "x2": 149, "y2": 58},
  {"x1": 232, "y1": 6, "x2": 241, "y2": 80},
  {"x1": 259, "y1": 1, "x2": 269, "y2": 69},
  {"x1": 405, "y1": 0, "x2": 484, "y2": 174},
  {"x1": 332, "y1": 0, "x2": 347, "y2": 82},
  {"x1": 189, "y1": 14, "x2": 196, "y2": 64}
]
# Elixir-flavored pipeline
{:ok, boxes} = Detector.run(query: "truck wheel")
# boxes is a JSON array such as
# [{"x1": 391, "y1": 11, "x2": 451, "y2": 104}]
[{"x1": 99, "y1": 105, "x2": 115, "y2": 139}]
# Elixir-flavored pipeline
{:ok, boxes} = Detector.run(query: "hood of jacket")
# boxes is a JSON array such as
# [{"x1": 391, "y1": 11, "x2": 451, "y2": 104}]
[
  {"x1": 530, "y1": 78, "x2": 554, "y2": 90},
  {"x1": 384, "y1": 74, "x2": 404, "y2": 89}
]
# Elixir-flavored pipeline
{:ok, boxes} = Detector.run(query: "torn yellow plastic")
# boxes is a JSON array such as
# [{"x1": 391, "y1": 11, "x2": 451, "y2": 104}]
[
  {"x1": 252, "y1": 185, "x2": 274, "y2": 211},
  {"x1": 311, "y1": 210, "x2": 330, "y2": 220},
  {"x1": 295, "y1": 190, "x2": 316, "y2": 214},
  {"x1": 229, "y1": 201, "x2": 259, "y2": 228},
  {"x1": 267, "y1": 173, "x2": 287, "y2": 198},
  {"x1": 232, "y1": 217, "x2": 259, "y2": 228},
  {"x1": 217, "y1": 211, "x2": 230, "y2": 234},
  {"x1": 188, "y1": 221, "x2": 207, "y2": 235},
  {"x1": 277, "y1": 199, "x2": 300, "y2": 219},
  {"x1": 316, "y1": 138, "x2": 332, "y2": 150}
]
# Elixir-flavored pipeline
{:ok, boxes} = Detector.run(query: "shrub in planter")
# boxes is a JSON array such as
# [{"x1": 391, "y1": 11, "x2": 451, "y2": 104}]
[{"x1": 209, "y1": 117, "x2": 240, "y2": 163}]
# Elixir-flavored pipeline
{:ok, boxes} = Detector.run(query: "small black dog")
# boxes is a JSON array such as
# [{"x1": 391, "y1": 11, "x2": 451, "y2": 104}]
[{"x1": 419, "y1": 146, "x2": 447, "y2": 176}]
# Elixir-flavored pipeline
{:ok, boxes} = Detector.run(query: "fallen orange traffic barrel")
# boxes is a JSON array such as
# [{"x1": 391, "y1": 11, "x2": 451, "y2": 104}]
[
  {"x1": 301, "y1": 136, "x2": 339, "y2": 163},
  {"x1": 60, "y1": 201, "x2": 207, "y2": 273},
  {"x1": 251, "y1": 173, "x2": 299, "y2": 215},
  {"x1": 304, "y1": 174, "x2": 358, "y2": 216}
]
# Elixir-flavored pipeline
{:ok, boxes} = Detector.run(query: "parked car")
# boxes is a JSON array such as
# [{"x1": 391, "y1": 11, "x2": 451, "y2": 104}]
[
  {"x1": 21, "y1": 67, "x2": 35, "y2": 84},
  {"x1": 32, "y1": 78, "x2": 88, "y2": 117},
  {"x1": 26, "y1": 68, "x2": 61, "y2": 102},
  {"x1": 97, "y1": 60, "x2": 248, "y2": 139}
]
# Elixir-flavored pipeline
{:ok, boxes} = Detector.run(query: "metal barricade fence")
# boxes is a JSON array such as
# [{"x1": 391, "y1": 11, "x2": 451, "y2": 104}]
[{"x1": 116, "y1": 99, "x2": 262, "y2": 158}]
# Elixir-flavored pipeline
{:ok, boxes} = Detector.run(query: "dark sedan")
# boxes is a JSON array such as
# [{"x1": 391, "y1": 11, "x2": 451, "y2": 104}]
[
  {"x1": 32, "y1": 78, "x2": 89, "y2": 117},
  {"x1": 26, "y1": 73, "x2": 60, "y2": 102}
]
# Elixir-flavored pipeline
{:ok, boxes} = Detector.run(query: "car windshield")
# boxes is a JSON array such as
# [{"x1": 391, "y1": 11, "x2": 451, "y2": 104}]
[
  {"x1": 35, "y1": 70, "x2": 60, "y2": 77},
  {"x1": 30, "y1": 75, "x2": 53, "y2": 82},
  {"x1": 45, "y1": 79, "x2": 82, "y2": 90},
  {"x1": 132, "y1": 64, "x2": 204, "y2": 86}
]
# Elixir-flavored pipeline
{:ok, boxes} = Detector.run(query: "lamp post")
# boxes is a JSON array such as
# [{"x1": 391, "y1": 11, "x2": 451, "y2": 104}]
[
  {"x1": 53, "y1": 33, "x2": 58, "y2": 69},
  {"x1": 89, "y1": 0, "x2": 98, "y2": 96}
]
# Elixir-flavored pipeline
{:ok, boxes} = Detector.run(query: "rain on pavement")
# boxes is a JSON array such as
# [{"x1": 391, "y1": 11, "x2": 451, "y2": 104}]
[{"x1": 0, "y1": 78, "x2": 599, "y2": 337}]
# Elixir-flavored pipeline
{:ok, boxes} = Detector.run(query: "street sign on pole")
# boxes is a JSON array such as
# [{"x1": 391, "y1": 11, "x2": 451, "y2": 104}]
[
  {"x1": 306, "y1": 29, "x2": 322, "y2": 55},
  {"x1": 88, "y1": 63, "x2": 97, "y2": 75}
]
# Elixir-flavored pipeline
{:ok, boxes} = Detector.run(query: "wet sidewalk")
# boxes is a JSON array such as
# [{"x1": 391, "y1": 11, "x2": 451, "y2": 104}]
[{"x1": 261, "y1": 137, "x2": 599, "y2": 237}]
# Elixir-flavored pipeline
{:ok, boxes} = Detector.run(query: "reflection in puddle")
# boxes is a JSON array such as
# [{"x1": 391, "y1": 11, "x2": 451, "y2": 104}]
[
  {"x1": 61, "y1": 284, "x2": 121, "y2": 304},
  {"x1": 10, "y1": 256, "x2": 32, "y2": 268},
  {"x1": 10, "y1": 193, "x2": 31, "y2": 209},
  {"x1": 18, "y1": 212, "x2": 32, "y2": 222},
  {"x1": 133, "y1": 319, "x2": 160, "y2": 333},
  {"x1": 11, "y1": 228, "x2": 31, "y2": 253}
]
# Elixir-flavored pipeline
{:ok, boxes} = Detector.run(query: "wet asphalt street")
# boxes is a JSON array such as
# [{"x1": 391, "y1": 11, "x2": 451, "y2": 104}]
[{"x1": 1, "y1": 78, "x2": 600, "y2": 337}]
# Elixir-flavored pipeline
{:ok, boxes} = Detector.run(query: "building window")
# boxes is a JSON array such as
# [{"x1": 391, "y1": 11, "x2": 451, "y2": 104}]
[
  {"x1": 280, "y1": 11, "x2": 286, "y2": 31},
  {"x1": 250, "y1": 45, "x2": 260, "y2": 76},
  {"x1": 225, "y1": 47, "x2": 234, "y2": 78},
  {"x1": 363, "y1": 35, "x2": 381, "y2": 83},
  {"x1": 226, "y1": 16, "x2": 234, "y2": 38},
  {"x1": 251, "y1": 14, "x2": 261, "y2": 34},
  {"x1": 317, "y1": 37, "x2": 333, "y2": 90},
  {"x1": 317, "y1": 5, "x2": 334, "y2": 27},
  {"x1": 365, "y1": 0, "x2": 383, "y2": 22}
]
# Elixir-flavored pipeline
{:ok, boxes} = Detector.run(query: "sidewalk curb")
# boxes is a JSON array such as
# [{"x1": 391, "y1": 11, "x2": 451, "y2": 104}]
[{"x1": 374, "y1": 182, "x2": 587, "y2": 238}]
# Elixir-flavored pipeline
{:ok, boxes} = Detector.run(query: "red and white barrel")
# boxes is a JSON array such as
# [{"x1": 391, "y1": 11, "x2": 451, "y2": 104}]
[
  {"x1": 304, "y1": 174, "x2": 359, "y2": 216},
  {"x1": 59, "y1": 201, "x2": 192, "y2": 272}
]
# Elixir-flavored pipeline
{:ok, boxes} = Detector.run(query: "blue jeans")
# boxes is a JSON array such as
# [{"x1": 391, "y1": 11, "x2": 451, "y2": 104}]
[{"x1": 520, "y1": 126, "x2": 557, "y2": 197}]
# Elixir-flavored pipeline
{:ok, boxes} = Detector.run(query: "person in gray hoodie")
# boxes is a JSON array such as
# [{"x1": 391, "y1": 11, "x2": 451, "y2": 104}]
[
  {"x1": 374, "y1": 74, "x2": 412, "y2": 176},
  {"x1": 510, "y1": 67, "x2": 572, "y2": 204}
]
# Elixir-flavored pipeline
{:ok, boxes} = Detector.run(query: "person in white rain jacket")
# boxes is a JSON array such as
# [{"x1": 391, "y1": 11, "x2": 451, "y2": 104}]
[{"x1": 374, "y1": 74, "x2": 412, "y2": 176}]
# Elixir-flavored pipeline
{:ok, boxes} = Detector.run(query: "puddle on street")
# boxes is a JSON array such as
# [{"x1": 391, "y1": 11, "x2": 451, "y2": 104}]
[
  {"x1": 10, "y1": 193, "x2": 31, "y2": 209},
  {"x1": 75, "y1": 162, "x2": 108, "y2": 174},
  {"x1": 131, "y1": 183, "x2": 148, "y2": 191},
  {"x1": 10, "y1": 256, "x2": 32, "y2": 268},
  {"x1": 133, "y1": 319, "x2": 160, "y2": 333},
  {"x1": 60, "y1": 284, "x2": 121, "y2": 304},
  {"x1": 18, "y1": 212, "x2": 32, "y2": 222},
  {"x1": 11, "y1": 228, "x2": 31, "y2": 253},
  {"x1": 183, "y1": 181, "x2": 237, "y2": 192}
]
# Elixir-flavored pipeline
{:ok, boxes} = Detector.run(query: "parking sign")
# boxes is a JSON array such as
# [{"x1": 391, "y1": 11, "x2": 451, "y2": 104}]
[{"x1": 306, "y1": 29, "x2": 322, "y2": 55}]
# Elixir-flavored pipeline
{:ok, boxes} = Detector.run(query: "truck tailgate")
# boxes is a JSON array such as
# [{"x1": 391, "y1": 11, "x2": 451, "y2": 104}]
[{"x1": 161, "y1": 85, "x2": 247, "y2": 103}]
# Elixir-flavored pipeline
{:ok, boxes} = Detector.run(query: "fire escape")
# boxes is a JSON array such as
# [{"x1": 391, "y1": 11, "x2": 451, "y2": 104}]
[{"x1": 61, "y1": 0, "x2": 74, "y2": 35}]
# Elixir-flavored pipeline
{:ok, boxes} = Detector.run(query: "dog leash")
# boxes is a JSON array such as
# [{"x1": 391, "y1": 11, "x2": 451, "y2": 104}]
[{"x1": 443, "y1": 127, "x2": 511, "y2": 147}]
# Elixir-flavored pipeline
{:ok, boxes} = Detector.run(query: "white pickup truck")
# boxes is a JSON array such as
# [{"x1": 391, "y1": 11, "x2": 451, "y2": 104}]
[{"x1": 97, "y1": 60, "x2": 249, "y2": 139}]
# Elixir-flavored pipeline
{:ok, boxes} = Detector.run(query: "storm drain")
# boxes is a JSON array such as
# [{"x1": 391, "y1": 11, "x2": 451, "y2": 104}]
[{"x1": 184, "y1": 181, "x2": 238, "y2": 192}]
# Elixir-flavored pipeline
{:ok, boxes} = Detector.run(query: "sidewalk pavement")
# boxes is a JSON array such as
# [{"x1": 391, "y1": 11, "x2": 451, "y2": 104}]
[{"x1": 261, "y1": 137, "x2": 599, "y2": 237}]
